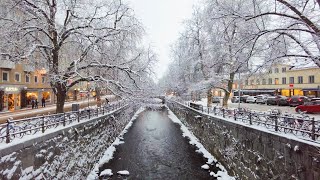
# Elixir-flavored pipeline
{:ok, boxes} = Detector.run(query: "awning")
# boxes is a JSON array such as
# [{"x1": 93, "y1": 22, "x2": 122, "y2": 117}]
[
  {"x1": 234, "y1": 89, "x2": 276, "y2": 93},
  {"x1": 302, "y1": 88, "x2": 320, "y2": 91}
]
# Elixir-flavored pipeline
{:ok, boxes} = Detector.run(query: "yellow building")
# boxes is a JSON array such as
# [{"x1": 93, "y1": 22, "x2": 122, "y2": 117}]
[
  {"x1": 241, "y1": 64, "x2": 320, "y2": 97},
  {"x1": 0, "y1": 59, "x2": 54, "y2": 111}
]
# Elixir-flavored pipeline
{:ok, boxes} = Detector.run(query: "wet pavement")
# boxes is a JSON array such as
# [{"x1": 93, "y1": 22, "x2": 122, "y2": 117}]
[{"x1": 99, "y1": 107, "x2": 216, "y2": 179}]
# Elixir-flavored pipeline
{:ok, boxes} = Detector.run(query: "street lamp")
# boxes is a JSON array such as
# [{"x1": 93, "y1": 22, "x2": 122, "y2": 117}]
[
  {"x1": 238, "y1": 72, "x2": 241, "y2": 109},
  {"x1": 87, "y1": 82, "x2": 90, "y2": 109}
]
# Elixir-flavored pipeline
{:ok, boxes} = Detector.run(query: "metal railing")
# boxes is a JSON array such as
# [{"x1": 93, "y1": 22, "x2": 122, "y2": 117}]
[
  {"x1": 171, "y1": 100, "x2": 320, "y2": 142},
  {"x1": 0, "y1": 101, "x2": 126, "y2": 144}
]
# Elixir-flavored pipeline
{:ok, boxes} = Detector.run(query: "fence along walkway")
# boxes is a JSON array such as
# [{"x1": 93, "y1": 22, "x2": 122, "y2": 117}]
[
  {"x1": 0, "y1": 101, "x2": 126, "y2": 144},
  {"x1": 178, "y1": 101, "x2": 320, "y2": 142}
]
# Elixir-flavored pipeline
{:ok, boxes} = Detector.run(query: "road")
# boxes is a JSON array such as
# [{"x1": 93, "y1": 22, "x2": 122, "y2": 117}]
[{"x1": 99, "y1": 108, "x2": 215, "y2": 179}]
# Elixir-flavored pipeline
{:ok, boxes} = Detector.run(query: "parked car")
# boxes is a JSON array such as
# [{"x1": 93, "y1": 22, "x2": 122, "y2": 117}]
[
  {"x1": 277, "y1": 96, "x2": 289, "y2": 106},
  {"x1": 246, "y1": 96, "x2": 257, "y2": 103},
  {"x1": 256, "y1": 95, "x2": 268, "y2": 104},
  {"x1": 240, "y1": 95, "x2": 250, "y2": 103},
  {"x1": 231, "y1": 96, "x2": 239, "y2": 103},
  {"x1": 266, "y1": 96, "x2": 277, "y2": 105},
  {"x1": 212, "y1": 96, "x2": 221, "y2": 103},
  {"x1": 287, "y1": 96, "x2": 310, "y2": 107},
  {"x1": 295, "y1": 100, "x2": 320, "y2": 113}
]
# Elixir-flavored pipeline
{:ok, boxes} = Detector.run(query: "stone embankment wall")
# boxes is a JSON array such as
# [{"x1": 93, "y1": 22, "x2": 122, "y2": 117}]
[
  {"x1": 0, "y1": 105, "x2": 136, "y2": 179},
  {"x1": 167, "y1": 101, "x2": 320, "y2": 180}
]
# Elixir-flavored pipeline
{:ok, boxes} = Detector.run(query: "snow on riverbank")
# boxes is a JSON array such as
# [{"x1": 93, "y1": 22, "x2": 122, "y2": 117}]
[
  {"x1": 87, "y1": 107, "x2": 146, "y2": 180},
  {"x1": 167, "y1": 107, "x2": 235, "y2": 180}
]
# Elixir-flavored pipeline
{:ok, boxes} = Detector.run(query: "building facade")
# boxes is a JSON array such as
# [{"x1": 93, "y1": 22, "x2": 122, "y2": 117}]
[
  {"x1": 241, "y1": 64, "x2": 320, "y2": 97},
  {"x1": 0, "y1": 59, "x2": 54, "y2": 112}
]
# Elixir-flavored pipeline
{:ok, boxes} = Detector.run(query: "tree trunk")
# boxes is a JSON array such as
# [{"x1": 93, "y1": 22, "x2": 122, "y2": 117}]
[
  {"x1": 222, "y1": 72, "x2": 235, "y2": 107},
  {"x1": 207, "y1": 89, "x2": 212, "y2": 107},
  {"x1": 56, "y1": 84, "x2": 67, "y2": 113}
]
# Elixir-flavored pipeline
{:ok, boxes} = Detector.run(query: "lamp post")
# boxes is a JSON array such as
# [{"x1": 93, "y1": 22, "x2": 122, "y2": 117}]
[
  {"x1": 87, "y1": 82, "x2": 90, "y2": 109},
  {"x1": 238, "y1": 72, "x2": 241, "y2": 109}
]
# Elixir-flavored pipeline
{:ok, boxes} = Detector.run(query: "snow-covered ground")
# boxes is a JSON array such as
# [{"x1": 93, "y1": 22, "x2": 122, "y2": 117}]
[{"x1": 192, "y1": 98, "x2": 320, "y2": 121}]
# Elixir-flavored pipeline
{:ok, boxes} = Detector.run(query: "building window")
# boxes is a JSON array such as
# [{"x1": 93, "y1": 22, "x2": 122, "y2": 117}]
[
  {"x1": 275, "y1": 78, "x2": 279, "y2": 85},
  {"x1": 275, "y1": 68, "x2": 279, "y2": 73},
  {"x1": 26, "y1": 74, "x2": 30, "y2": 83},
  {"x1": 282, "y1": 77, "x2": 286, "y2": 84},
  {"x1": 35, "y1": 76, "x2": 38, "y2": 83},
  {"x1": 262, "y1": 79, "x2": 266, "y2": 85},
  {"x1": 2, "y1": 71, "x2": 9, "y2": 82},
  {"x1": 282, "y1": 67, "x2": 286, "y2": 72},
  {"x1": 256, "y1": 79, "x2": 260, "y2": 85},
  {"x1": 298, "y1": 76, "x2": 303, "y2": 84},
  {"x1": 268, "y1": 69, "x2": 272, "y2": 74},
  {"x1": 309, "y1": 76, "x2": 315, "y2": 83},
  {"x1": 289, "y1": 77, "x2": 294, "y2": 84},
  {"x1": 245, "y1": 80, "x2": 248, "y2": 86},
  {"x1": 42, "y1": 76, "x2": 45, "y2": 83},
  {"x1": 268, "y1": 78, "x2": 272, "y2": 85},
  {"x1": 15, "y1": 73, "x2": 21, "y2": 82}
]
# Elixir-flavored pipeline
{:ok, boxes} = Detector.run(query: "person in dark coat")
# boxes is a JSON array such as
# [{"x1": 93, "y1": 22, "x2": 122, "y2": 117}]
[
  {"x1": 105, "y1": 98, "x2": 109, "y2": 104},
  {"x1": 35, "y1": 99, "x2": 38, "y2": 109},
  {"x1": 42, "y1": 97, "x2": 46, "y2": 107},
  {"x1": 31, "y1": 100, "x2": 35, "y2": 109}
]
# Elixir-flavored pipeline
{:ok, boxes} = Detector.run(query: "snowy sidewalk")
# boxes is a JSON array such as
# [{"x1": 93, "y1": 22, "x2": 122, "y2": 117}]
[{"x1": 0, "y1": 95, "x2": 115, "y2": 123}]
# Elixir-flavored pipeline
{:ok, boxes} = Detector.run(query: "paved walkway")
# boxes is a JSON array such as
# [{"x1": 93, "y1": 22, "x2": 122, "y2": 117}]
[
  {"x1": 99, "y1": 108, "x2": 216, "y2": 179},
  {"x1": 0, "y1": 95, "x2": 115, "y2": 123}
]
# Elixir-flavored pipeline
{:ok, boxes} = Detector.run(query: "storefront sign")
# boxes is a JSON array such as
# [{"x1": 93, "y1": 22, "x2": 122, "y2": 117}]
[{"x1": 5, "y1": 87, "x2": 19, "y2": 92}]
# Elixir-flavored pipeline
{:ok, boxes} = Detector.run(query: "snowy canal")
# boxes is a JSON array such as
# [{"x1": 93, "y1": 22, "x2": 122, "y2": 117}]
[{"x1": 90, "y1": 106, "x2": 233, "y2": 179}]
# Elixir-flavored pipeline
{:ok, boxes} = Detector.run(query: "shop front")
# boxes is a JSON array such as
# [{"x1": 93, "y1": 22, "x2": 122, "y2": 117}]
[
  {"x1": 280, "y1": 89, "x2": 303, "y2": 97},
  {"x1": 26, "y1": 88, "x2": 54, "y2": 107},
  {"x1": 302, "y1": 88, "x2": 320, "y2": 98},
  {"x1": 0, "y1": 86, "x2": 24, "y2": 112}
]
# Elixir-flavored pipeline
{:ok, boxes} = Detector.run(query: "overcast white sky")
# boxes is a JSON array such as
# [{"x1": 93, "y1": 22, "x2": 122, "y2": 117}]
[{"x1": 128, "y1": 0, "x2": 198, "y2": 82}]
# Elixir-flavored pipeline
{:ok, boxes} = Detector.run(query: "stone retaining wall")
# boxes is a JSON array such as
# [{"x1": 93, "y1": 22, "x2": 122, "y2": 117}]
[
  {"x1": 167, "y1": 101, "x2": 320, "y2": 180},
  {"x1": 0, "y1": 105, "x2": 136, "y2": 179}
]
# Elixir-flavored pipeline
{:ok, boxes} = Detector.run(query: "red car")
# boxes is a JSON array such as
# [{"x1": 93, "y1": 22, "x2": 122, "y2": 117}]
[{"x1": 295, "y1": 100, "x2": 320, "y2": 113}]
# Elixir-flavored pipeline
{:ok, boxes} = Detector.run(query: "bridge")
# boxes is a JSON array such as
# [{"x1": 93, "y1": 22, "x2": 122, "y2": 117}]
[{"x1": 0, "y1": 98, "x2": 319, "y2": 180}]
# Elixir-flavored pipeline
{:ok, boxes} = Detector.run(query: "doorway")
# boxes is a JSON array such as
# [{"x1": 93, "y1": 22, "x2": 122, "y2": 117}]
[{"x1": 8, "y1": 94, "x2": 14, "y2": 111}]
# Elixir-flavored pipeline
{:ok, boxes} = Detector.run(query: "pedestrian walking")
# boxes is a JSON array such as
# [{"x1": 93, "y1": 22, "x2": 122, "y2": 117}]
[
  {"x1": 105, "y1": 97, "x2": 109, "y2": 104},
  {"x1": 35, "y1": 99, "x2": 38, "y2": 109},
  {"x1": 42, "y1": 97, "x2": 46, "y2": 107},
  {"x1": 31, "y1": 100, "x2": 35, "y2": 109}
]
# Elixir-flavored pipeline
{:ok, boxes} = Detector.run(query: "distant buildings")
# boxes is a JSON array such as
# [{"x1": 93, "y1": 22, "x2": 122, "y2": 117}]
[{"x1": 234, "y1": 64, "x2": 320, "y2": 97}]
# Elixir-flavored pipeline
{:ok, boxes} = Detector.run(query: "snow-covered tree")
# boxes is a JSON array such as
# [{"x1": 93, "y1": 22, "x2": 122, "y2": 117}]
[
  {"x1": 245, "y1": 0, "x2": 320, "y2": 67},
  {"x1": 161, "y1": 0, "x2": 263, "y2": 107},
  {"x1": 0, "y1": 0, "x2": 156, "y2": 113}
]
